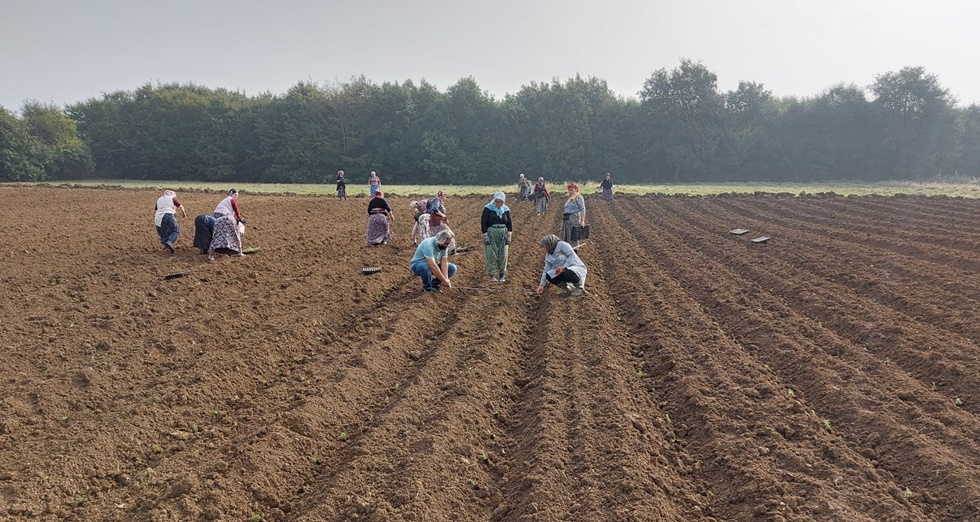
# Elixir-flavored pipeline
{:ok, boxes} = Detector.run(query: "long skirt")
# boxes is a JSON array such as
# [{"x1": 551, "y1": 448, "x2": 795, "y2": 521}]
[
  {"x1": 562, "y1": 212, "x2": 581, "y2": 244},
  {"x1": 535, "y1": 194, "x2": 548, "y2": 214},
  {"x1": 412, "y1": 213, "x2": 431, "y2": 244},
  {"x1": 601, "y1": 187, "x2": 613, "y2": 200},
  {"x1": 483, "y1": 226, "x2": 509, "y2": 277},
  {"x1": 156, "y1": 213, "x2": 179, "y2": 245},
  {"x1": 209, "y1": 215, "x2": 243, "y2": 253},
  {"x1": 366, "y1": 213, "x2": 391, "y2": 245},
  {"x1": 193, "y1": 215, "x2": 216, "y2": 254}
]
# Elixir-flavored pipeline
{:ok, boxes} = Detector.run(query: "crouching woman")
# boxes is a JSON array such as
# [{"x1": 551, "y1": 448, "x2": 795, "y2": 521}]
[{"x1": 535, "y1": 234, "x2": 587, "y2": 296}]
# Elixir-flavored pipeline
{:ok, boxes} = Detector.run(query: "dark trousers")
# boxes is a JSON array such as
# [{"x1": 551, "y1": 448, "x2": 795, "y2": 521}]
[{"x1": 546, "y1": 270, "x2": 581, "y2": 286}]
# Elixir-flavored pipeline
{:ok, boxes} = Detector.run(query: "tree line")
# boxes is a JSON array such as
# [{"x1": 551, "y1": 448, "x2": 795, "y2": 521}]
[{"x1": 2, "y1": 60, "x2": 978, "y2": 184}]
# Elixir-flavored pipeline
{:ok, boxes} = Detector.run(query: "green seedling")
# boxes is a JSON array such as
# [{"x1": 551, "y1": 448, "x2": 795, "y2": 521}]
[
  {"x1": 338, "y1": 432, "x2": 349, "y2": 442},
  {"x1": 822, "y1": 419, "x2": 832, "y2": 431},
  {"x1": 954, "y1": 397, "x2": 963, "y2": 406},
  {"x1": 787, "y1": 389, "x2": 796, "y2": 398},
  {"x1": 903, "y1": 487, "x2": 913, "y2": 499}
]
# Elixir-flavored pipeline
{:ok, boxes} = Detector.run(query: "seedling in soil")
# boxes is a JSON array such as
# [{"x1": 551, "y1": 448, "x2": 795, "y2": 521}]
[
  {"x1": 310, "y1": 456, "x2": 321, "y2": 465},
  {"x1": 665, "y1": 413, "x2": 672, "y2": 424},
  {"x1": 954, "y1": 397, "x2": 964, "y2": 406},
  {"x1": 903, "y1": 487, "x2": 913, "y2": 499},
  {"x1": 787, "y1": 389, "x2": 796, "y2": 398},
  {"x1": 822, "y1": 419, "x2": 832, "y2": 431},
  {"x1": 150, "y1": 444, "x2": 163, "y2": 454},
  {"x1": 338, "y1": 432, "x2": 349, "y2": 442},
  {"x1": 480, "y1": 449, "x2": 489, "y2": 463}
]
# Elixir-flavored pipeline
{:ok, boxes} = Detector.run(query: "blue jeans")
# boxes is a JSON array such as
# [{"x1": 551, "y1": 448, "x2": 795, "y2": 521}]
[
  {"x1": 411, "y1": 261, "x2": 457, "y2": 290},
  {"x1": 156, "y1": 213, "x2": 179, "y2": 244}
]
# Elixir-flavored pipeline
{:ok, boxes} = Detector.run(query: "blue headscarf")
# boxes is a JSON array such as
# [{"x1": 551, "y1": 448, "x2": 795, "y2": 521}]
[{"x1": 485, "y1": 191, "x2": 509, "y2": 218}]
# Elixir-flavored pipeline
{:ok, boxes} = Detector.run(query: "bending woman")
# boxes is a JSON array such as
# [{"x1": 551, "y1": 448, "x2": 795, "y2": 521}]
[{"x1": 536, "y1": 234, "x2": 588, "y2": 296}]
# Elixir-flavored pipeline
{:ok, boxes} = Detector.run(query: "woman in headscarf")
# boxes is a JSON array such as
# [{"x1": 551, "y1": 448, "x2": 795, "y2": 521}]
[
  {"x1": 368, "y1": 171, "x2": 382, "y2": 197},
  {"x1": 517, "y1": 173, "x2": 532, "y2": 201},
  {"x1": 208, "y1": 215, "x2": 245, "y2": 261},
  {"x1": 366, "y1": 190, "x2": 394, "y2": 246},
  {"x1": 562, "y1": 182, "x2": 587, "y2": 246},
  {"x1": 214, "y1": 189, "x2": 242, "y2": 221},
  {"x1": 154, "y1": 189, "x2": 187, "y2": 253},
  {"x1": 481, "y1": 191, "x2": 513, "y2": 282},
  {"x1": 426, "y1": 191, "x2": 455, "y2": 253},
  {"x1": 532, "y1": 177, "x2": 550, "y2": 215},
  {"x1": 536, "y1": 234, "x2": 588, "y2": 297},
  {"x1": 336, "y1": 170, "x2": 347, "y2": 200},
  {"x1": 600, "y1": 172, "x2": 614, "y2": 201}
]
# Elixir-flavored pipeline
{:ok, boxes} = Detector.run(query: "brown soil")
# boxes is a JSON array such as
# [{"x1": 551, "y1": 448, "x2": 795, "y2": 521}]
[{"x1": 2, "y1": 186, "x2": 980, "y2": 521}]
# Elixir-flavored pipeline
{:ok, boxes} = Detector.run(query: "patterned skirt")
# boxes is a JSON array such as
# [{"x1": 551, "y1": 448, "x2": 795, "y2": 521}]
[
  {"x1": 366, "y1": 213, "x2": 391, "y2": 245},
  {"x1": 209, "y1": 216, "x2": 242, "y2": 253}
]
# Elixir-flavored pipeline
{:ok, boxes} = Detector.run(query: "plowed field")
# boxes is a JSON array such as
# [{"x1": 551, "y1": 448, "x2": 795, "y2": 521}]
[{"x1": 2, "y1": 186, "x2": 980, "y2": 521}]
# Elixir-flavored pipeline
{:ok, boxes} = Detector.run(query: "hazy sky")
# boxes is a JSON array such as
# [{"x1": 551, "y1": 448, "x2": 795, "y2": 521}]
[{"x1": 2, "y1": 0, "x2": 978, "y2": 111}]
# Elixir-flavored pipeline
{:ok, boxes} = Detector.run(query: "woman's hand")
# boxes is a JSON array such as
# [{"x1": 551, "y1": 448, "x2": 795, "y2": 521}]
[{"x1": 536, "y1": 285, "x2": 545, "y2": 295}]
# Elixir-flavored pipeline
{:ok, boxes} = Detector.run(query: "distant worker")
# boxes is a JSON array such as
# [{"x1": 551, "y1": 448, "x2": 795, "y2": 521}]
[
  {"x1": 532, "y1": 177, "x2": 550, "y2": 215},
  {"x1": 600, "y1": 172, "x2": 614, "y2": 201},
  {"x1": 481, "y1": 191, "x2": 513, "y2": 283},
  {"x1": 336, "y1": 170, "x2": 347, "y2": 200},
  {"x1": 154, "y1": 189, "x2": 187, "y2": 253},
  {"x1": 426, "y1": 191, "x2": 455, "y2": 253},
  {"x1": 410, "y1": 229, "x2": 457, "y2": 293},
  {"x1": 517, "y1": 173, "x2": 532, "y2": 201},
  {"x1": 368, "y1": 171, "x2": 381, "y2": 197},
  {"x1": 562, "y1": 183, "x2": 587, "y2": 247},
  {"x1": 536, "y1": 234, "x2": 588, "y2": 297}
]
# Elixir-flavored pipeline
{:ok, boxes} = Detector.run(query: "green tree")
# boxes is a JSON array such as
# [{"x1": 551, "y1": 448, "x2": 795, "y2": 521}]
[{"x1": 0, "y1": 107, "x2": 47, "y2": 181}]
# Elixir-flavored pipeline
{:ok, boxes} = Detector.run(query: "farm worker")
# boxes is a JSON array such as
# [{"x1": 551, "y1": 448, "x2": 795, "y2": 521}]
[
  {"x1": 426, "y1": 191, "x2": 455, "y2": 254},
  {"x1": 481, "y1": 191, "x2": 512, "y2": 283},
  {"x1": 532, "y1": 177, "x2": 550, "y2": 215},
  {"x1": 154, "y1": 189, "x2": 186, "y2": 253},
  {"x1": 410, "y1": 229, "x2": 457, "y2": 293},
  {"x1": 536, "y1": 234, "x2": 588, "y2": 297},
  {"x1": 192, "y1": 214, "x2": 217, "y2": 255},
  {"x1": 366, "y1": 190, "x2": 394, "y2": 246},
  {"x1": 517, "y1": 173, "x2": 532, "y2": 201},
  {"x1": 600, "y1": 172, "x2": 614, "y2": 201},
  {"x1": 561, "y1": 182, "x2": 587, "y2": 247},
  {"x1": 208, "y1": 215, "x2": 245, "y2": 261},
  {"x1": 214, "y1": 189, "x2": 243, "y2": 222},
  {"x1": 368, "y1": 171, "x2": 381, "y2": 197},
  {"x1": 336, "y1": 170, "x2": 347, "y2": 200}
]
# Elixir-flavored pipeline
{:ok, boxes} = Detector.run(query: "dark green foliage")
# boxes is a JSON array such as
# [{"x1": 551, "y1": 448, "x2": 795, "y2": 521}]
[{"x1": 2, "y1": 62, "x2": 977, "y2": 184}]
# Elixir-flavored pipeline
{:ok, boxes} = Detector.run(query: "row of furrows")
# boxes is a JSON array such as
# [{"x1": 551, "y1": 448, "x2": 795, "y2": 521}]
[
  {"x1": 286, "y1": 198, "x2": 565, "y2": 521},
  {"x1": 827, "y1": 195, "x2": 980, "y2": 229},
  {"x1": 596, "y1": 200, "x2": 922, "y2": 521},
  {"x1": 718, "y1": 196, "x2": 980, "y2": 273},
  {"x1": 95, "y1": 198, "x2": 508, "y2": 518},
  {"x1": 490, "y1": 219, "x2": 707, "y2": 521},
  {"x1": 619, "y1": 197, "x2": 980, "y2": 520},
  {"x1": 700, "y1": 197, "x2": 980, "y2": 383},
  {"x1": 649, "y1": 196, "x2": 980, "y2": 434}
]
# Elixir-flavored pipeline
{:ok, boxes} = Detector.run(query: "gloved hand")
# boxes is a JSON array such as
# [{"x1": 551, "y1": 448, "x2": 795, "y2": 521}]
[
  {"x1": 506, "y1": 235, "x2": 511, "y2": 245},
  {"x1": 483, "y1": 233, "x2": 490, "y2": 245}
]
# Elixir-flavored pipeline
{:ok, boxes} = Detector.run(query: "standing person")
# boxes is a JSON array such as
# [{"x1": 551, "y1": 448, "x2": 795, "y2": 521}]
[
  {"x1": 536, "y1": 234, "x2": 588, "y2": 296},
  {"x1": 481, "y1": 191, "x2": 513, "y2": 283},
  {"x1": 426, "y1": 191, "x2": 455, "y2": 253},
  {"x1": 600, "y1": 172, "x2": 614, "y2": 201},
  {"x1": 561, "y1": 182, "x2": 587, "y2": 247},
  {"x1": 214, "y1": 189, "x2": 243, "y2": 222},
  {"x1": 154, "y1": 189, "x2": 187, "y2": 253},
  {"x1": 368, "y1": 171, "x2": 381, "y2": 197},
  {"x1": 336, "y1": 170, "x2": 347, "y2": 200},
  {"x1": 366, "y1": 190, "x2": 394, "y2": 246},
  {"x1": 410, "y1": 229, "x2": 457, "y2": 292},
  {"x1": 517, "y1": 173, "x2": 532, "y2": 201},
  {"x1": 532, "y1": 177, "x2": 550, "y2": 215}
]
